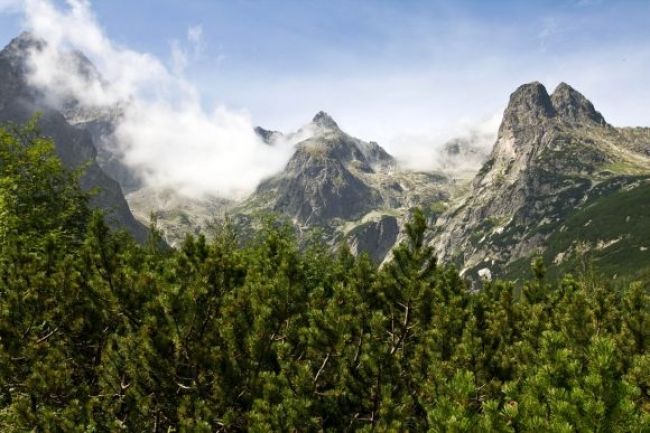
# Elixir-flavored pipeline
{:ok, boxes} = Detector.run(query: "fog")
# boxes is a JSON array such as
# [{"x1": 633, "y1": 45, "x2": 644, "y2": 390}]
[{"x1": 19, "y1": 0, "x2": 297, "y2": 199}]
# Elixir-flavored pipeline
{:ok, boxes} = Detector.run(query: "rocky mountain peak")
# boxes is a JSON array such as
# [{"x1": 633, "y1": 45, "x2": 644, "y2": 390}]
[
  {"x1": 3, "y1": 31, "x2": 42, "y2": 55},
  {"x1": 254, "y1": 126, "x2": 281, "y2": 144},
  {"x1": 433, "y1": 80, "x2": 649, "y2": 282},
  {"x1": 0, "y1": 32, "x2": 43, "y2": 75},
  {"x1": 312, "y1": 111, "x2": 339, "y2": 130},
  {"x1": 1, "y1": 31, "x2": 104, "y2": 115},
  {"x1": 500, "y1": 82, "x2": 556, "y2": 132},
  {"x1": 551, "y1": 82, "x2": 607, "y2": 126}
]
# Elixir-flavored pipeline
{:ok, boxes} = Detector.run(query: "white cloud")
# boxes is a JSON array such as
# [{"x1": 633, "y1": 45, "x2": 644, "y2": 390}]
[
  {"x1": 388, "y1": 113, "x2": 499, "y2": 172},
  {"x1": 15, "y1": 0, "x2": 294, "y2": 199},
  {"x1": 171, "y1": 24, "x2": 205, "y2": 74}
]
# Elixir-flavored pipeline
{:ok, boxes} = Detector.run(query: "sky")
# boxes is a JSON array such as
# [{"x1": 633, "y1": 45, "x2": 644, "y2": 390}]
[{"x1": 0, "y1": 0, "x2": 649, "y2": 195}]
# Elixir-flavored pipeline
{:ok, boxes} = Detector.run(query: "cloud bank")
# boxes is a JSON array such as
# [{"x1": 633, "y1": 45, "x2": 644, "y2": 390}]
[
  {"x1": 17, "y1": 0, "x2": 295, "y2": 199},
  {"x1": 389, "y1": 113, "x2": 499, "y2": 173}
]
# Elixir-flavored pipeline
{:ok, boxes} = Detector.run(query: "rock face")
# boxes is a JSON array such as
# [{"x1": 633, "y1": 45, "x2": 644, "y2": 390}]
[
  {"x1": 254, "y1": 126, "x2": 282, "y2": 145},
  {"x1": 0, "y1": 33, "x2": 148, "y2": 241},
  {"x1": 347, "y1": 216, "x2": 399, "y2": 263},
  {"x1": 69, "y1": 107, "x2": 144, "y2": 195},
  {"x1": 432, "y1": 82, "x2": 650, "y2": 279},
  {"x1": 238, "y1": 111, "x2": 451, "y2": 262},
  {"x1": 254, "y1": 112, "x2": 389, "y2": 224},
  {"x1": 550, "y1": 82, "x2": 606, "y2": 126}
]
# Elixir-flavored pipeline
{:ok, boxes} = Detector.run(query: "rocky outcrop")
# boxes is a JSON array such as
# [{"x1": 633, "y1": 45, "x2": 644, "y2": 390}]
[
  {"x1": 432, "y1": 82, "x2": 650, "y2": 279},
  {"x1": 347, "y1": 216, "x2": 399, "y2": 263},
  {"x1": 72, "y1": 110, "x2": 144, "y2": 195},
  {"x1": 550, "y1": 82, "x2": 607, "y2": 126},
  {"x1": 254, "y1": 126, "x2": 282, "y2": 145},
  {"x1": 251, "y1": 112, "x2": 394, "y2": 225}
]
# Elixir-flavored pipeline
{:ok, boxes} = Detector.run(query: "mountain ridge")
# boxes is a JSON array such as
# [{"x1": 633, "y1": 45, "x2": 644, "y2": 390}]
[
  {"x1": 234, "y1": 112, "x2": 451, "y2": 260},
  {"x1": 432, "y1": 81, "x2": 650, "y2": 280},
  {"x1": 3, "y1": 33, "x2": 648, "y2": 277}
]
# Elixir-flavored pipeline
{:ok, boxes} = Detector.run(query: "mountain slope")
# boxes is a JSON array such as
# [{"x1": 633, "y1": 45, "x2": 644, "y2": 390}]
[
  {"x1": 504, "y1": 178, "x2": 650, "y2": 281},
  {"x1": 0, "y1": 33, "x2": 148, "y2": 241},
  {"x1": 251, "y1": 112, "x2": 392, "y2": 225},
  {"x1": 237, "y1": 112, "x2": 452, "y2": 261},
  {"x1": 432, "y1": 82, "x2": 650, "y2": 280}
]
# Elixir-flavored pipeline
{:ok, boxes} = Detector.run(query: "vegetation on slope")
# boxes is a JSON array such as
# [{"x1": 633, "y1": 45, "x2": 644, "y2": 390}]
[
  {"x1": 0, "y1": 124, "x2": 648, "y2": 432},
  {"x1": 505, "y1": 178, "x2": 650, "y2": 282}
]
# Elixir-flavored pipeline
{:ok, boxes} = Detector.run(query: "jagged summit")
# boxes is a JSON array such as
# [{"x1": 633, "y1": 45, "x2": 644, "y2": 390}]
[
  {"x1": 500, "y1": 82, "x2": 556, "y2": 131},
  {"x1": 5, "y1": 31, "x2": 42, "y2": 51},
  {"x1": 487, "y1": 81, "x2": 612, "y2": 177},
  {"x1": 433, "y1": 80, "x2": 650, "y2": 281},
  {"x1": 312, "y1": 111, "x2": 339, "y2": 129},
  {"x1": 551, "y1": 82, "x2": 607, "y2": 126},
  {"x1": 0, "y1": 32, "x2": 43, "y2": 72},
  {"x1": 500, "y1": 81, "x2": 608, "y2": 132},
  {"x1": 254, "y1": 126, "x2": 281, "y2": 144},
  {"x1": 2, "y1": 31, "x2": 103, "y2": 100}
]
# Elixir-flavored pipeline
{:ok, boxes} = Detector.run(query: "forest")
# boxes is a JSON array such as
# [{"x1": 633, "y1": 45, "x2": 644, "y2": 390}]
[{"x1": 0, "y1": 122, "x2": 648, "y2": 432}]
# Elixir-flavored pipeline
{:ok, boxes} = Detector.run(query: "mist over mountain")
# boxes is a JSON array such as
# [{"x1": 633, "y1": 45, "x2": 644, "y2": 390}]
[
  {"x1": 3, "y1": 25, "x2": 649, "y2": 278},
  {"x1": 234, "y1": 110, "x2": 452, "y2": 261},
  {"x1": 0, "y1": 33, "x2": 148, "y2": 241},
  {"x1": 9, "y1": 1, "x2": 295, "y2": 199}
]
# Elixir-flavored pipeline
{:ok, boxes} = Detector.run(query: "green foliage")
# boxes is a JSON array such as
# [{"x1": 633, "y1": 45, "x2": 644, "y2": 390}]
[
  {"x1": 0, "y1": 119, "x2": 90, "y2": 247},
  {"x1": 0, "y1": 122, "x2": 649, "y2": 431}
]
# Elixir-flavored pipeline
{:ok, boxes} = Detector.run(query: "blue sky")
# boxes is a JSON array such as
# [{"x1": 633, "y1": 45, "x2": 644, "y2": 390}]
[{"x1": 1, "y1": 0, "x2": 649, "y2": 146}]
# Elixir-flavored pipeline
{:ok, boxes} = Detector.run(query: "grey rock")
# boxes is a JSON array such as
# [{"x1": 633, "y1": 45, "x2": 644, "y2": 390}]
[
  {"x1": 238, "y1": 112, "x2": 452, "y2": 262},
  {"x1": 551, "y1": 82, "x2": 607, "y2": 126},
  {"x1": 347, "y1": 216, "x2": 399, "y2": 263},
  {"x1": 312, "y1": 111, "x2": 339, "y2": 130},
  {"x1": 254, "y1": 126, "x2": 282, "y2": 145},
  {"x1": 252, "y1": 114, "x2": 390, "y2": 225}
]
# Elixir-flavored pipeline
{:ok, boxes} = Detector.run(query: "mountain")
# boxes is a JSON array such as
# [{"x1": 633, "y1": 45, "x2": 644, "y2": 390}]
[
  {"x1": 0, "y1": 33, "x2": 148, "y2": 241},
  {"x1": 7, "y1": 30, "x2": 646, "y2": 278},
  {"x1": 235, "y1": 111, "x2": 452, "y2": 261},
  {"x1": 252, "y1": 111, "x2": 393, "y2": 224},
  {"x1": 432, "y1": 82, "x2": 650, "y2": 280},
  {"x1": 120, "y1": 81, "x2": 649, "y2": 277},
  {"x1": 254, "y1": 126, "x2": 282, "y2": 145},
  {"x1": 122, "y1": 111, "x2": 454, "y2": 252},
  {"x1": 126, "y1": 187, "x2": 233, "y2": 245}
]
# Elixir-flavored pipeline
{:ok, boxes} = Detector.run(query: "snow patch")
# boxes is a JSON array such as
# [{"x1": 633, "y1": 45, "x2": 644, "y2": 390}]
[{"x1": 478, "y1": 268, "x2": 492, "y2": 281}]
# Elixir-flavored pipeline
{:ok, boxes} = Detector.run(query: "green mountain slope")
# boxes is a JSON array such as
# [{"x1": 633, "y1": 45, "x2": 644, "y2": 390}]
[{"x1": 505, "y1": 177, "x2": 650, "y2": 281}]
